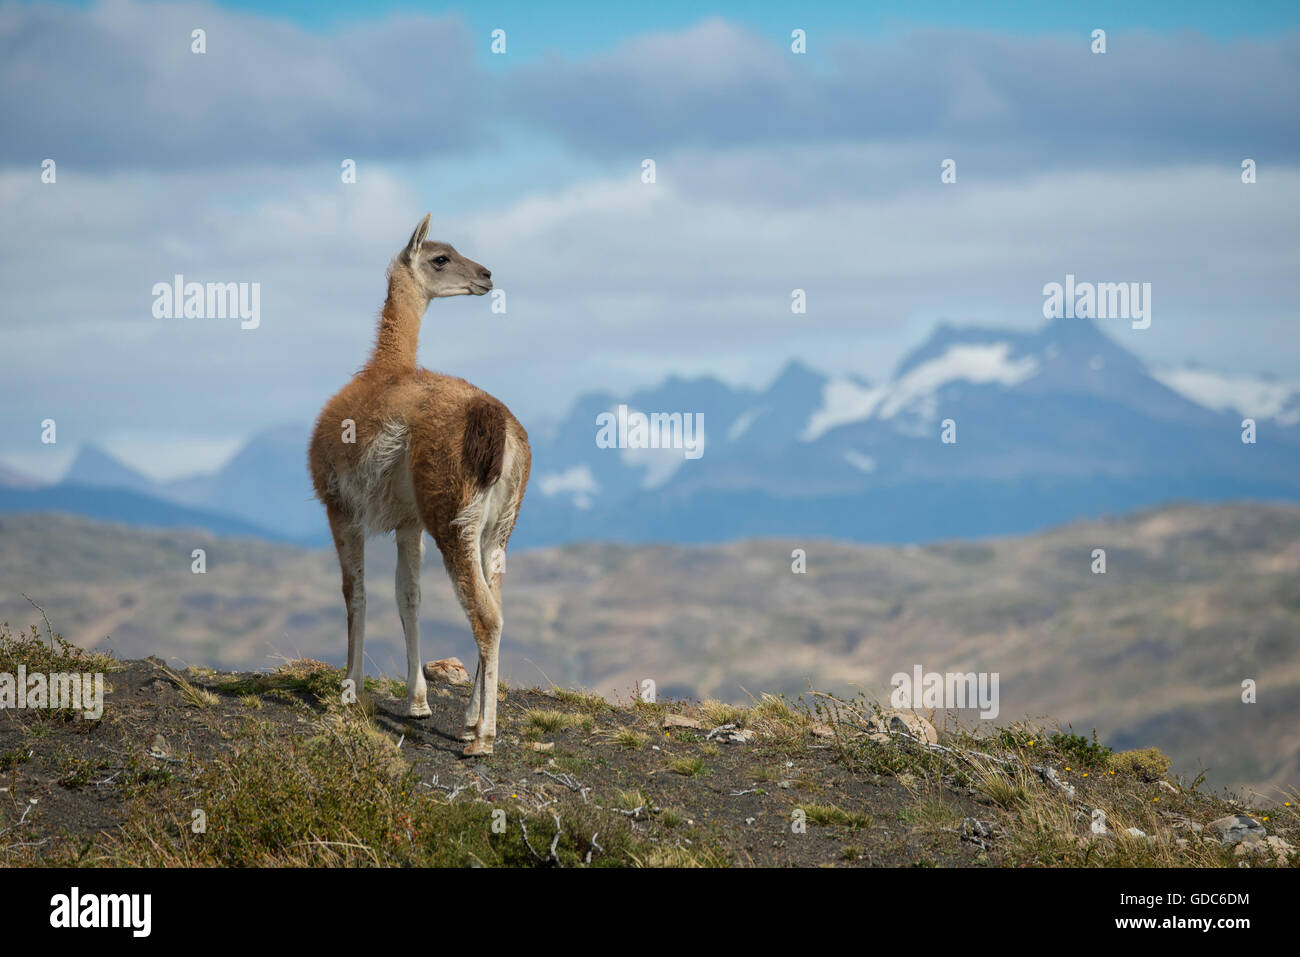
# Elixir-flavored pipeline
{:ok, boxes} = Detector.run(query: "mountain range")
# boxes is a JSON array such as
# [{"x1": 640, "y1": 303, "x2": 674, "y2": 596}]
[{"x1": 3, "y1": 318, "x2": 1298, "y2": 547}]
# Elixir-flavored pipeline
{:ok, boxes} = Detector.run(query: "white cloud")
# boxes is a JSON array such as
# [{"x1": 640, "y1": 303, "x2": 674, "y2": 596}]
[
  {"x1": 538, "y1": 465, "x2": 600, "y2": 508},
  {"x1": 843, "y1": 451, "x2": 877, "y2": 473},
  {"x1": 0, "y1": 0, "x2": 485, "y2": 168},
  {"x1": 507, "y1": 19, "x2": 1300, "y2": 165}
]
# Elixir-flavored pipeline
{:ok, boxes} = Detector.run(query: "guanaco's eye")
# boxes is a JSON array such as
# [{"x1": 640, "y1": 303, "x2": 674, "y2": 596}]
[{"x1": 431, "y1": 255, "x2": 449, "y2": 267}]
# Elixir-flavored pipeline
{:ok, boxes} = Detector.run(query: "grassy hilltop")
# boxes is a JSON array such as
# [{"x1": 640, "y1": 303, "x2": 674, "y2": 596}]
[{"x1": 1, "y1": 625, "x2": 1295, "y2": 868}]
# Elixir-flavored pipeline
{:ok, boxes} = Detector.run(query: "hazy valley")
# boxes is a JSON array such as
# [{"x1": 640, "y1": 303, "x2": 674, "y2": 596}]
[{"x1": 2, "y1": 502, "x2": 1296, "y2": 796}]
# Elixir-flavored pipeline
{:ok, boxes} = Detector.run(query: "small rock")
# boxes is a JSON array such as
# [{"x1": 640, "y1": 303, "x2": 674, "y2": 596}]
[
  {"x1": 777, "y1": 780, "x2": 793, "y2": 789},
  {"x1": 662, "y1": 714, "x2": 702, "y2": 730},
  {"x1": 809, "y1": 723, "x2": 836, "y2": 739},
  {"x1": 150, "y1": 733, "x2": 169, "y2": 757},
  {"x1": 744, "y1": 817, "x2": 756, "y2": 826},
  {"x1": 891, "y1": 714, "x2": 938, "y2": 744},
  {"x1": 1124, "y1": 827, "x2": 1152, "y2": 840},
  {"x1": 1208, "y1": 814, "x2": 1267, "y2": 847},
  {"x1": 423, "y1": 657, "x2": 470, "y2": 686},
  {"x1": 1234, "y1": 841, "x2": 1268, "y2": 858},
  {"x1": 1266, "y1": 836, "x2": 1295, "y2": 864},
  {"x1": 868, "y1": 710, "x2": 938, "y2": 745},
  {"x1": 529, "y1": 742, "x2": 554, "y2": 752},
  {"x1": 1039, "y1": 766, "x2": 1077, "y2": 799},
  {"x1": 1175, "y1": 838, "x2": 1190, "y2": 849},
  {"x1": 1157, "y1": 781, "x2": 1179, "y2": 794},
  {"x1": 705, "y1": 724, "x2": 754, "y2": 744}
]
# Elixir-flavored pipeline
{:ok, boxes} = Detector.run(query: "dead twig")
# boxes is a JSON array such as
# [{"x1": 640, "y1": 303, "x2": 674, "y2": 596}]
[
  {"x1": 4, "y1": 837, "x2": 51, "y2": 853},
  {"x1": 548, "y1": 812, "x2": 563, "y2": 865},
  {"x1": 534, "y1": 768, "x2": 591, "y2": 802},
  {"x1": 20, "y1": 593, "x2": 55, "y2": 653}
]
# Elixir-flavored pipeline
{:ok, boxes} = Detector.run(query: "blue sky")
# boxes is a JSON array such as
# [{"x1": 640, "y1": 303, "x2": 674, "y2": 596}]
[
  {"x1": 209, "y1": 0, "x2": 1300, "y2": 46},
  {"x1": 1, "y1": 0, "x2": 1298, "y2": 479}
]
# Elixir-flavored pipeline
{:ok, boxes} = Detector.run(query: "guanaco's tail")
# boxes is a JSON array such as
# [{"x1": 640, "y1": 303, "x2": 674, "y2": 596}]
[{"x1": 462, "y1": 397, "x2": 507, "y2": 488}]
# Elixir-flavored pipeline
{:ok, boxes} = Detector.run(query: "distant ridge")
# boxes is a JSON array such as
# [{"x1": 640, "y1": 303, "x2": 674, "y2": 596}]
[
  {"x1": 62, "y1": 444, "x2": 157, "y2": 495},
  {"x1": 0, "y1": 464, "x2": 44, "y2": 490},
  {"x1": 0, "y1": 483, "x2": 285, "y2": 540}
]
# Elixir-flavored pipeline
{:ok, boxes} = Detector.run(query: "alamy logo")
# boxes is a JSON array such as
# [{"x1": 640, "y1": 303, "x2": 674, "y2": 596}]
[
  {"x1": 152, "y1": 274, "x2": 261, "y2": 329},
  {"x1": 1042, "y1": 273, "x2": 1151, "y2": 330},
  {"x1": 49, "y1": 887, "x2": 151, "y2": 937},
  {"x1": 890, "y1": 665, "x2": 1000, "y2": 719},
  {"x1": 0, "y1": 667, "x2": 104, "y2": 719},
  {"x1": 595, "y1": 405, "x2": 704, "y2": 459}
]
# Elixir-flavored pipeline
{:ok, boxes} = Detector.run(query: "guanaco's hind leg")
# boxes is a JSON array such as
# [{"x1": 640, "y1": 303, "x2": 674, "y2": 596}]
[
  {"x1": 327, "y1": 505, "x2": 367, "y2": 698},
  {"x1": 459, "y1": 572, "x2": 501, "y2": 742},
  {"x1": 445, "y1": 541, "x2": 502, "y2": 755}
]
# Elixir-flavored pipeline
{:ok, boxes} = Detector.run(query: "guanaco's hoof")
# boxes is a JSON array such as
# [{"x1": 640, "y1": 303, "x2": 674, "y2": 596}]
[
  {"x1": 459, "y1": 728, "x2": 477, "y2": 742},
  {"x1": 462, "y1": 739, "x2": 494, "y2": 757},
  {"x1": 407, "y1": 701, "x2": 432, "y2": 718}
]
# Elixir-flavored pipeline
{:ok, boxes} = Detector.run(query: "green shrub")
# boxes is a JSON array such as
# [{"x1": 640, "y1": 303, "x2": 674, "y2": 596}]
[{"x1": 1107, "y1": 747, "x2": 1172, "y2": 782}]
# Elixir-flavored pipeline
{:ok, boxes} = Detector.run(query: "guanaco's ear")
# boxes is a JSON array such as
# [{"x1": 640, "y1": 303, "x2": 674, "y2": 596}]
[{"x1": 405, "y1": 213, "x2": 432, "y2": 260}]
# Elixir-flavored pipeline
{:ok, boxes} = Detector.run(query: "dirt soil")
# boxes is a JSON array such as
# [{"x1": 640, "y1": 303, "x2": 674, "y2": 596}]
[{"x1": 1, "y1": 658, "x2": 1003, "y2": 866}]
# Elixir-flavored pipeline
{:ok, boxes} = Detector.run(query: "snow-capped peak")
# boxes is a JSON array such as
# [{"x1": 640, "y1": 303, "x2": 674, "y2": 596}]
[
  {"x1": 802, "y1": 342, "x2": 1039, "y2": 441},
  {"x1": 1150, "y1": 368, "x2": 1300, "y2": 425}
]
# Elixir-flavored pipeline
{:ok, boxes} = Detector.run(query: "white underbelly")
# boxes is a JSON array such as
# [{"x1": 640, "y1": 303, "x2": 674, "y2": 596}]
[{"x1": 334, "y1": 421, "x2": 420, "y2": 534}]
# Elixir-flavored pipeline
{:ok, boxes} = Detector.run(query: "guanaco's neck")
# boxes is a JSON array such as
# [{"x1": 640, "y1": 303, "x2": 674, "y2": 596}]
[{"x1": 367, "y1": 268, "x2": 428, "y2": 372}]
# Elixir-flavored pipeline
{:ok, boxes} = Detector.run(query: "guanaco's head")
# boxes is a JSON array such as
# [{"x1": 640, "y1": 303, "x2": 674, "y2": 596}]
[{"x1": 399, "y1": 213, "x2": 493, "y2": 299}]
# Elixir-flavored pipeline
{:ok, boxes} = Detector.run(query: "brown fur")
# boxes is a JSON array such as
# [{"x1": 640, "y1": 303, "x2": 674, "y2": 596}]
[
  {"x1": 307, "y1": 214, "x2": 530, "y2": 754},
  {"x1": 309, "y1": 368, "x2": 528, "y2": 555},
  {"x1": 462, "y1": 397, "x2": 507, "y2": 488}
]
